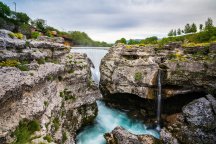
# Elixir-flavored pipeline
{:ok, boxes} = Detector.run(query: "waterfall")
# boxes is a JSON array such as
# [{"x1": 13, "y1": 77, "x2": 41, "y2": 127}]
[{"x1": 156, "y1": 69, "x2": 162, "y2": 131}]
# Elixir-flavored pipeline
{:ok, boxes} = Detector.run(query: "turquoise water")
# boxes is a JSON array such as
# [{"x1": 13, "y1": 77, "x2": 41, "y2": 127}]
[
  {"x1": 72, "y1": 48, "x2": 159, "y2": 144},
  {"x1": 76, "y1": 100, "x2": 159, "y2": 144}
]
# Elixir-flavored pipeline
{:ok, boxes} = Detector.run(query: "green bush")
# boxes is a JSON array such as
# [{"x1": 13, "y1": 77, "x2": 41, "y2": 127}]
[
  {"x1": 16, "y1": 64, "x2": 29, "y2": 71},
  {"x1": 62, "y1": 132, "x2": 68, "y2": 143},
  {"x1": 37, "y1": 58, "x2": 45, "y2": 64},
  {"x1": 12, "y1": 119, "x2": 40, "y2": 144},
  {"x1": 31, "y1": 31, "x2": 41, "y2": 39},
  {"x1": 134, "y1": 72, "x2": 142, "y2": 81},
  {"x1": 43, "y1": 134, "x2": 53, "y2": 143},
  {"x1": 0, "y1": 59, "x2": 20, "y2": 67}
]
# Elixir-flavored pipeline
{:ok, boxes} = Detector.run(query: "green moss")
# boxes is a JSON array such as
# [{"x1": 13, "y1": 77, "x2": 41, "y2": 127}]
[
  {"x1": 0, "y1": 59, "x2": 20, "y2": 67},
  {"x1": 52, "y1": 117, "x2": 60, "y2": 132},
  {"x1": 37, "y1": 58, "x2": 46, "y2": 64},
  {"x1": 30, "y1": 73, "x2": 34, "y2": 76},
  {"x1": 12, "y1": 119, "x2": 41, "y2": 144},
  {"x1": 68, "y1": 69, "x2": 74, "y2": 74},
  {"x1": 62, "y1": 132, "x2": 68, "y2": 143},
  {"x1": 16, "y1": 64, "x2": 29, "y2": 71},
  {"x1": 25, "y1": 41, "x2": 30, "y2": 47},
  {"x1": 43, "y1": 134, "x2": 53, "y2": 143},
  {"x1": 60, "y1": 89, "x2": 75, "y2": 101},
  {"x1": 134, "y1": 72, "x2": 142, "y2": 81},
  {"x1": 47, "y1": 75, "x2": 53, "y2": 81}
]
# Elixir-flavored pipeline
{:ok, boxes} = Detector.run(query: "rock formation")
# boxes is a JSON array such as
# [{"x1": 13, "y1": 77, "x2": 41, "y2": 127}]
[
  {"x1": 0, "y1": 29, "x2": 101, "y2": 144},
  {"x1": 104, "y1": 126, "x2": 162, "y2": 144},
  {"x1": 100, "y1": 43, "x2": 216, "y2": 144},
  {"x1": 100, "y1": 43, "x2": 216, "y2": 99}
]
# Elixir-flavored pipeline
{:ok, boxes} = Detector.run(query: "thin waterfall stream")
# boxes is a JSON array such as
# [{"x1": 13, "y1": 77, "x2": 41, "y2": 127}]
[
  {"x1": 156, "y1": 69, "x2": 162, "y2": 131},
  {"x1": 71, "y1": 47, "x2": 160, "y2": 144}
]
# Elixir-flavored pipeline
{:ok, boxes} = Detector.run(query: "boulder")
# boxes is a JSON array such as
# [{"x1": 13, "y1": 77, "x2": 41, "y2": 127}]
[
  {"x1": 182, "y1": 97, "x2": 216, "y2": 130},
  {"x1": 104, "y1": 126, "x2": 161, "y2": 144}
]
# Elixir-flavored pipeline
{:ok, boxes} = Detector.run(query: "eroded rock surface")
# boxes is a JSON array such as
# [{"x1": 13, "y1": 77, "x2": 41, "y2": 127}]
[
  {"x1": 100, "y1": 43, "x2": 216, "y2": 99},
  {"x1": 0, "y1": 30, "x2": 101, "y2": 144}
]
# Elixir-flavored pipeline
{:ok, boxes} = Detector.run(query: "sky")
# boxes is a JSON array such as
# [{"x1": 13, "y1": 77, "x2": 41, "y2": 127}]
[{"x1": 1, "y1": 0, "x2": 216, "y2": 43}]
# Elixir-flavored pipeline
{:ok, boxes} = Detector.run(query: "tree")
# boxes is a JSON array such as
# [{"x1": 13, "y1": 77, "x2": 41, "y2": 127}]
[
  {"x1": 191, "y1": 23, "x2": 197, "y2": 33},
  {"x1": 184, "y1": 24, "x2": 191, "y2": 34},
  {"x1": 32, "y1": 19, "x2": 46, "y2": 32},
  {"x1": 128, "y1": 39, "x2": 139, "y2": 45},
  {"x1": 173, "y1": 30, "x2": 177, "y2": 36},
  {"x1": 168, "y1": 29, "x2": 174, "y2": 36},
  {"x1": 15, "y1": 12, "x2": 30, "y2": 24},
  {"x1": 140, "y1": 36, "x2": 158, "y2": 44},
  {"x1": 205, "y1": 18, "x2": 213, "y2": 31},
  {"x1": 177, "y1": 28, "x2": 181, "y2": 35},
  {"x1": 0, "y1": 2, "x2": 11, "y2": 17},
  {"x1": 115, "y1": 38, "x2": 127, "y2": 44},
  {"x1": 199, "y1": 24, "x2": 203, "y2": 31}
]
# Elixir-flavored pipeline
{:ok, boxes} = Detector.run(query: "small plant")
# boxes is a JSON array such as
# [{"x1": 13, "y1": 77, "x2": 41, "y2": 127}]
[
  {"x1": 16, "y1": 64, "x2": 29, "y2": 71},
  {"x1": 30, "y1": 73, "x2": 34, "y2": 76},
  {"x1": 0, "y1": 59, "x2": 20, "y2": 67},
  {"x1": 134, "y1": 72, "x2": 142, "y2": 81},
  {"x1": 14, "y1": 33, "x2": 24, "y2": 39},
  {"x1": 25, "y1": 41, "x2": 30, "y2": 47},
  {"x1": 59, "y1": 89, "x2": 75, "y2": 101},
  {"x1": 43, "y1": 134, "x2": 53, "y2": 143},
  {"x1": 62, "y1": 132, "x2": 68, "y2": 143},
  {"x1": 68, "y1": 69, "x2": 74, "y2": 74},
  {"x1": 12, "y1": 119, "x2": 41, "y2": 144},
  {"x1": 37, "y1": 58, "x2": 45, "y2": 64},
  {"x1": 52, "y1": 117, "x2": 60, "y2": 132},
  {"x1": 44, "y1": 101, "x2": 49, "y2": 107},
  {"x1": 47, "y1": 75, "x2": 53, "y2": 81},
  {"x1": 8, "y1": 32, "x2": 16, "y2": 38}
]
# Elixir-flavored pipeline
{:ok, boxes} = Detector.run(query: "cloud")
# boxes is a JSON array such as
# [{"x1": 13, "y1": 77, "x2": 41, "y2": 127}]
[{"x1": 2, "y1": 0, "x2": 216, "y2": 43}]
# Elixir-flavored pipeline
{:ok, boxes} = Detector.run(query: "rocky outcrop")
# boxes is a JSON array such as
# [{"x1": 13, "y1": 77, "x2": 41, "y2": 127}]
[
  {"x1": 161, "y1": 96, "x2": 216, "y2": 144},
  {"x1": 0, "y1": 30, "x2": 101, "y2": 144},
  {"x1": 104, "y1": 126, "x2": 162, "y2": 144},
  {"x1": 100, "y1": 43, "x2": 216, "y2": 99}
]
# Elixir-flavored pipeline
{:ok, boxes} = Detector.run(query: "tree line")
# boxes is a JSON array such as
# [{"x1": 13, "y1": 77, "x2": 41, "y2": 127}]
[
  {"x1": 0, "y1": 2, "x2": 111, "y2": 47},
  {"x1": 168, "y1": 18, "x2": 214, "y2": 36}
]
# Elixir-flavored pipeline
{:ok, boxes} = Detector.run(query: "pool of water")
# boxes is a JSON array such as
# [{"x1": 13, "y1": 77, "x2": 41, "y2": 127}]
[{"x1": 76, "y1": 101, "x2": 159, "y2": 144}]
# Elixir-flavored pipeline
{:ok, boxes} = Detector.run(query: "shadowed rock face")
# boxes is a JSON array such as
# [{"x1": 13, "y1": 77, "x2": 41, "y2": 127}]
[
  {"x1": 160, "y1": 96, "x2": 216, "y2": 144},
  {"x1": 100, "y1": 43, "x2": 216, "y2": 100},
  {"x1": 0, "y1": 30, "x2": 101, "y2": 144}
]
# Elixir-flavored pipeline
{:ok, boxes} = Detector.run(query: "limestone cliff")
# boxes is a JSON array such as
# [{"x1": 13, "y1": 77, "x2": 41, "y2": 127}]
[
  {"x1": 0, "y1": 30, "x2": 101, "y2": 144},
  {"x1": 100, "y1": 43, "x2": 216, "y2": 99}
]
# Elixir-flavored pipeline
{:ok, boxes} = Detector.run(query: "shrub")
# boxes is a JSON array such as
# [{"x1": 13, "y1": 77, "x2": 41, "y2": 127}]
[
  {"x1": 31, "y1": 31, "x2": 40, "y2": 39},
  {"x1": 0, "y1": 59, "x2": 20, "y2": 67},
  {"x1": 16, "y1": 64, "x2": 29, "y2": 71},
  {"x1": 37, "y1": 58, "x2": 45, "y2": 64},
  {"x1": 52, "y1": 117, "x2": 60, "y2": 132},
  {"x1": 134, "y1": 72, "x2": 142, "y2": 81},
  {"x1": 43, "y1": 134, "x2": 52, "y2": 143},
  {"x1": 14, "y1": 33, "x2": 24, "y2": 39},
  {"x1": 12, "y1": 119, "x2": 40, "y2": 144},
  {"x1": 62, "y1": 132, "x2": 68, "y2": 143}
]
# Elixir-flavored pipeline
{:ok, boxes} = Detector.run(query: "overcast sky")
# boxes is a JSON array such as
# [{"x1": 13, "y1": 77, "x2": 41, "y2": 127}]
[{"x1": 2, "y1": 0, "x2": 216, "y2": 43}]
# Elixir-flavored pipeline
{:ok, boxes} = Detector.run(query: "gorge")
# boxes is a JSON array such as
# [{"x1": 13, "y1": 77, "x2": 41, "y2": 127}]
[{"x1": 0, "y1": 29, "x2": 216, "y2": 144}]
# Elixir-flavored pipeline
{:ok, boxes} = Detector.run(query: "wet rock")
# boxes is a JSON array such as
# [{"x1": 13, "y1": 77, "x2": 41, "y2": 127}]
[
  {"x1": 104, "y1": 126, "x2": 162, "y2": 144},
  {"x1": 206, "y1": 94, "x2": 216, "y2": 114},
  {"x1": 160, "y1": 128, "x2": 179, "y2": 144}
]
